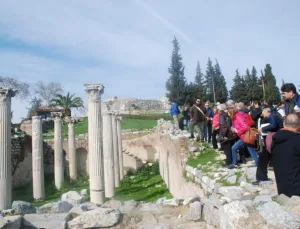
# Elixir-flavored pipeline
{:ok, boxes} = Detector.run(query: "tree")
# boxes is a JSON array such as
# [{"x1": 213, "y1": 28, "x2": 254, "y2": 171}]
[
  {"x1": 230, "y1": 69, "x2": 248, "y2": 103},
  {"x1": 26, "y1": 97, "x2": 43, "y2": 118},
  {"x1": 34, "y1": 81, "x2": 63, "y2": 106},
  {"x1": 193, "y1": 61, "x2": 206, "y2": 101},
  {"x1": 204, "y1": 58, "x2": 215, "y2": 103},
  {"x1": 166, "y1": 37, "x2": 187, "y2": 105},
  {"x1": 244, "y1": 67, "x2": 262, "y2": 102},
  {"x1": 263, "y1": 64, "x2": 281, "y2": 105},
  {"x1": 0, "y1": 76, "x2": 30, "y2": 99},
  {"x1": 51, "y1": 92, "x2": 84, "y2": 117},
  {"x1": 214, "y1": 60, "x2": 228, "y2": 103}
]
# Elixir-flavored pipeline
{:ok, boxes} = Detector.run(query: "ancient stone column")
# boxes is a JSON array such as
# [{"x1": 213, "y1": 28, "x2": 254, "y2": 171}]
[
  {"x1": 85, "y1": 83, "x2": 105, "y2": 205},
  {"x1": 116, "y1": 115, "x2": 124, "y2": 180},
  {"x1": 67, "y1": 117, "x2": 77, "y2": 180},
  {"x1": 53, "y1": 113, "x2": 64, "y2": 190},
  {"x1": 0, "y1": 88, "x2": 16, "y2": 210},
  {"x1": 102, "y1": 111, "x2": 114, "y2": 198},
  {"x1": 112, "y1": 112, "x2": 120, "y2": 187},
  {"x1": 32, "y1": 116, "x2": 45, "y2": 200}
]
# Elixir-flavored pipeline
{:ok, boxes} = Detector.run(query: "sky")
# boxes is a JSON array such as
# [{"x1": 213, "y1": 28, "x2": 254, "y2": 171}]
[{"x1": 1, "y1": 0, "x2": 300, "y2": 123}]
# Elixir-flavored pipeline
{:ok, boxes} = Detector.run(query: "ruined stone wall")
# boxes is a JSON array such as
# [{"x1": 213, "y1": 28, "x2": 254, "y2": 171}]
[{"x1": 20, "y1": 119, "x2": 54, "y2": 136}]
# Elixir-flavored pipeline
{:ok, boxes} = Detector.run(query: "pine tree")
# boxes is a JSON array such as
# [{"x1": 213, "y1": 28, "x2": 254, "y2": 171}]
[
  {"x1": 230, "y1": 69, "x2": 248, "y2": 103},
  {"x1": 244, "y1": 67, "x2": 262, "y2": 102},
  {"x1": 166, "y1": 37, "x2": 187, "y2": 105},
  {"x1": 263, "y1": 64, "x2": 281, "y2": 105},
  {"x1": 214, "y1": 60, "x2": 228, "y2": 103},
  {"x1": 204, "y1": 58, "x2": 215, "y2": 103},
  {"x1": 193, "y1": 61, "x2": 206, "y2": 101}
]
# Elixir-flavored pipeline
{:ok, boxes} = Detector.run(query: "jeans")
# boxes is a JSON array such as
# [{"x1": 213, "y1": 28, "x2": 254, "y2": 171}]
[
  {"x1": 232, "y1": 139, "x2": 258, "y2": 165},
  {"x1": 190, "y1": 121, "x2": 204, "y2": 140},
  {"x1": 183, "y1": 119, "x2": 190, "y2": 131},
  {"x1": 203, "y1": 123, "x2": 212, "y2": 142}
]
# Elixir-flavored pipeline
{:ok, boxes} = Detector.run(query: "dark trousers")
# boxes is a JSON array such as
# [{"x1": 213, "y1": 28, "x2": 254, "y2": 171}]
[
  {"x1": 256, "y1": 146, "x2": 271, "y2": 181},
  {"x1": 222, "y1": 140, "x2": 233, "y2": 165},
  {"x1": 203, "y1": 123, "x2": 213, "y2": 142},
  {"x1": 212, "y1": 129, "x2": 219, "y2": 149}
]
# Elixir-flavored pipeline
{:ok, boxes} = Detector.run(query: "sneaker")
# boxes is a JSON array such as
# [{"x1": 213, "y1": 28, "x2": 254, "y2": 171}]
[
  {"x1": 227, "y1": 164, "x2": 236, "y2": 169},
  {"x1": 252, "y1": 180, "x2": 260, "y2": 186},
  {"x1": 189, "y1": 135, "x2": 195, "y2": 139}
]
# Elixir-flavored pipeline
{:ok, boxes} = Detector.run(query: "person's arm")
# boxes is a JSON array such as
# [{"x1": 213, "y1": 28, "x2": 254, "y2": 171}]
[
  {"x1": 176, "y1": 104, "x2": 180, "y2": 114},
  {"x1": 190, "y1": 106, "x2": 194, "y2": 120},
  {"x1": 262, "y1": 116, "x2": 276, "y2": 132},
  {"x1": 219, "y1": 115, "x2": 227, "y2": 138},
  {"x1": 236, "y1": 115, "x2": 250, "y2": 135}
]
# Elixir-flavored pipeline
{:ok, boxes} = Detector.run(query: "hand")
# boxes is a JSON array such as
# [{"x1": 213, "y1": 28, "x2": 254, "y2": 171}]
[
  {"x1": 258, "y1": 128, "x2": 262, "y2": 133},
  {"x1": 231, "y1": 127, "x2": 237, "y2": 133},
  {"x1": 223, "y1": 137, "x2": 228, "y2": 140},
  {"x1": 296, "y1": 110, "x2": 300, "y2": 113}
]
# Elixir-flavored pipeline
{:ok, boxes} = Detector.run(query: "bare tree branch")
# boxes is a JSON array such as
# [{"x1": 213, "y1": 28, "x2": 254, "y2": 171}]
[
  {"x1": 34, "y1": 81, "x2": 63, "y2": 106},
  {"x1": 0, "y1": 76, "x2": 30, "y2": 99}
]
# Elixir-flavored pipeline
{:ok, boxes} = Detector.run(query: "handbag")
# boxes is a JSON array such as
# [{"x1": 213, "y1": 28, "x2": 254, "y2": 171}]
[{"x1": 243, "y1": 128, "x2": 258, "y2": 146}]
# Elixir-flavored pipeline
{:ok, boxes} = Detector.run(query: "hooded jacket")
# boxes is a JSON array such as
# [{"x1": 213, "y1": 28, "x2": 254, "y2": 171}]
[
  {"x1": 271, "y1": 130, "x2": 300, "y2": 197},
  {"x1": 232, "y1": 111, "x2": 250, "y2": 141}
]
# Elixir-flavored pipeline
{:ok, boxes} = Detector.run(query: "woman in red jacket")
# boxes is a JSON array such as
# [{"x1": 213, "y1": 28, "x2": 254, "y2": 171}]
[{"x1": 228, "y1": 107, "x2": 258, "y2": 169}]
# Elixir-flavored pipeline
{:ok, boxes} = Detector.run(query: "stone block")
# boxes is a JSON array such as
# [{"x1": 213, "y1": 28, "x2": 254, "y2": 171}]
[
  {"x1": 61, "y1": 191, "x2": 84, "y2": 205},
  {"x1": 189, "y1": 201, "x2": 202, "y2": 221}
]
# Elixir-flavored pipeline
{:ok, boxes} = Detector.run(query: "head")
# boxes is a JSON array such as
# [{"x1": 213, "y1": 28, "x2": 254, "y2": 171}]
[
  {"x1": 279, "y1": 100, "x2": 285, "y2": 108},
  {"x1": 236, "y1": 102, "x2": 244, "y2": 110},
  {"x1": 195, "y1": 98, "x2": 201, "y2": 106},
  {"x1": 254, "y1": 101, "x2": 260, "y2": 108},
  {"x1": 262, "y1": 108, "x2": 271, "y2": 118},
  {"x1": 283, "y1": 114, "x2": 300, "y2": 132},
  {"x1": 205, "y1": 101, "x2": 210, "y2": 109},
  {"x1": 213, "y1": 107, "x2": 218, "y2": 114},
  {"x1": 226, "y1": 99, "x2": 235, "y2": 108},
  {"x1": 281, "y1": 83, "x2": 297, "y2": 100},
  {"x1": 227, "y1": 107, "x2": 237, "y2": 119},
  {"x1": 217, "y1": 104, "x2": 227, "y2": 114}
]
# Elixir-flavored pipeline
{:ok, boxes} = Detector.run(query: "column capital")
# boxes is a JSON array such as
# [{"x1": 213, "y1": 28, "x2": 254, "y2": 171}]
[
  {"x1": 84, "y1": 83, "x2": 104, "y2": 102},
  {"x1": 0, "y1": 87, "x2": 17, "y2": 102},
  {"x1": 65, "y1": 116, "x2": 76, "y2": 124},
  {"x1": 102, "y1": 111, "x2": 113, "y2": 116},
  {"x1": 52, "y1": 112, "x2": 63, "y2": 120},
  {"x1": 116, "y1": 116, "x2": 122, "y2": 121}
]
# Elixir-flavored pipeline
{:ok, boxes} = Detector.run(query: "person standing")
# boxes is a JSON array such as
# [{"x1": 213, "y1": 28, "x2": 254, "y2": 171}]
[
  {"x1": 170, "y1": 100, "x2": 180, "y2": 129},
  {"x1": 281, "y1": 83, "x2": 300, "y2": 116},
  {"x1": 189, "y1": 99, "x2": 207, "y2": 141},
  {"x1": 182, "y1": 106, "x2": 190, "y2": 131},
  {"x1": 272, "y1": 114, "x2": 300, "y2": 197},
  {"x1": 250, "y1": 101, "x2": 262, "y2": 128},
  {"x1": 203, "y1": 102, "x2": 214, "y2": 143},
  {"x1": 212, "y1": 107, "x2": 220, "y2": 149}
]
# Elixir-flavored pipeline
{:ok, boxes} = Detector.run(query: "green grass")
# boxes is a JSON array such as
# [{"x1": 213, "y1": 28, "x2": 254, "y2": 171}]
[
  {"x1": 122, "y1": 119, "x2": 157, "y2": 130},
  {"x1": 187, "y1": 148, "x2": 219, "y2": 168},
  {"x1": 12, "y1": 162, "x2": 172, "y2": 206}
]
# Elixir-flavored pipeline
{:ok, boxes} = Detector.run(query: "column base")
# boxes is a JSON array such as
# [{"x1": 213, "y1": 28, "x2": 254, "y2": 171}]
[{"x1": 90, "y1": 190, "x2": 105, "y2": 205}]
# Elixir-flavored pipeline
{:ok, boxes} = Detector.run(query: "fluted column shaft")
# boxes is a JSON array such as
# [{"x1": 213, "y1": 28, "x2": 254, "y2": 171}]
[
  {"x1": 54, "y1": 116, "x2": 64, "y2": 189},
  {"x1": 0, "y1": 88, "x2": 15, "y2": 210},
  {"x1": 32, "y1": 116, "x2": 45, "y2": 200},
  {"x1": 112, "y1": 113, "x2": 120, "y2": 187},
  {"x1": 85, "y1": 83, "x2": 105, "y2": 205},
  {"x1": 68, "y1": 120, "x2": 77, "y2": 180},
  {"x1": 102, "y1": 112, "x2": 114, "y2": 197},
  {"x1": 116, "y1": 116, "x2": 124, "y2": 180}
]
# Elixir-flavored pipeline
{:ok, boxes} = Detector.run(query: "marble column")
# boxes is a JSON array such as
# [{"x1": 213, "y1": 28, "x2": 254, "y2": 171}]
[
  {"x1": 116, "y1": 115, "x2": 124, "y2": 180},
  {"x1": 102, "y1": 111, "x2": 114, "y2": 198},
  {"x1": 67, "y1": 117, "x2": 77, "y2": 180},
  {"x1": 112, "y1": 112, "x2": 120, "y2": 187},
  {"x1": 32, "y1": 116, "x2": 45, "y2": 200},
  {"x1": 0, "y1": 88, "x2": 16, "y2": 210},
  {"x1": 54, "y1": 113, "x2": 64, "y2": 190},
  {"x1": 84, "y1": 83, "x2": 105, "y2": 205}
]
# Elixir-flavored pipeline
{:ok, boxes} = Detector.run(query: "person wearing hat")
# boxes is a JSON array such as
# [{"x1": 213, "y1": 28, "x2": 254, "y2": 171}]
[{"x1": 204, "y1": 101, "x2": 214, "y2": 143}]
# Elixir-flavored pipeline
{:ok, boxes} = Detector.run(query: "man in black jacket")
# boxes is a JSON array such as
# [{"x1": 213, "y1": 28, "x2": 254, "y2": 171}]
[
  {"x1": 250, "y1": 101, "x2": 262, "y2": 128},
  {"x1": 272, "y1": 114, "x2": 300, "y2": 197},
  {"x1": 189, "y1": 99, "x2": 207, "y2": 141}
]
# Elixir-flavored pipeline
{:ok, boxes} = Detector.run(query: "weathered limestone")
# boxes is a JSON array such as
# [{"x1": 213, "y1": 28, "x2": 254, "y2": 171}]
[
  {"x1": 112, "y1": 112, "x2": 120, "y2": 187},
  {"x1": 67, "y1": 118, "x2": 77, "y2": 180},
  {"x1": 102, "y1": 112, "x2": 115, "y2": 198},
  {"x1": 85, "y1": 83, "x2": 105, "y2": 205},
  {"x1": 0, "y1": 88, "x2": 16, "y2": 210},
  {"x1": 53, "y1": 113, "x2": 64, "y2": 190},
  {"x1": 32, "y1": 116, "x2": 45, "y2": 200},
  {"x1": 116, "y1": 115, "x2": 124, "y2": 180}
]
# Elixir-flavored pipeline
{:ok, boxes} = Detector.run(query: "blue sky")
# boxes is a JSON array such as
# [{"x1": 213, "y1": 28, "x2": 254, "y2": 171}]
[{"x1": 1, "y1": 0, "x2": 300, "y2": 122}]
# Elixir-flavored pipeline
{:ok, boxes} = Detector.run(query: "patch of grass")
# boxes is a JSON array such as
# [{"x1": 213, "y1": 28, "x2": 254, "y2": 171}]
[
  {"x1": 187, "y1": 148, "x2": 219, "y2": 168},
  {"x1": 122, "y1": 119, "x2": 157, "y2": 130},
  {"x1": 12, "y1": 174, "x2": 90, "y2": 207}
]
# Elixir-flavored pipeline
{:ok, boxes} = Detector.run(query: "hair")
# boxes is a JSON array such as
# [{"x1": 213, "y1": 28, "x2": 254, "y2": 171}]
[
  {"x1": 227, "y1": 107, "x2": 237, "y2": 119},
  {"x1": 281, "y1": 83, "x2": 297, "y2": 94},
  {"x1": 254, "y1": 101, "x2": 261, "y2": 106},
  {"x1": 236, "y1": 102, "x2": 244, "y2": 109},
  {"x1": 263, "y1": 107, "x2": 271, "y2": 113},
  {"x1": 284, "y1": 113, "x2": 300, "y2": 129},
  {"x1": 279, "y1": 100, "x2": 285, "y2": 106},
  {"x1": 217, "y1": 103, "x2": 227, "y2": 111}
]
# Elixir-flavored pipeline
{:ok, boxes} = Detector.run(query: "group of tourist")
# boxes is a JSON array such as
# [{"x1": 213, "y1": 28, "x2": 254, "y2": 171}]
[{"x1": 170, "y1": 83, "x2": 300, "y2": 197}]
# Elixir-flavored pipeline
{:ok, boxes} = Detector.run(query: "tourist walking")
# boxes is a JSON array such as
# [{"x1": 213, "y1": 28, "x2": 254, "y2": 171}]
[
  {"x1": 182, "y1": 106, "x2": 190, "y2": 131},
  {"x1": 170, "y1": 100, "x2": 180, "y2": 129},
  {"x1": 228, "y1": 107, "x2": 258, "y2": 169},
  {"x1": 281, "y1": 83, "x2": 300, "y2": 116},
  {"x1": 203, "y1": 102, "x2": 214, "y2": 143},
  {"x1": 189, "y1": 99, "x2": 207, "y2": 141},
  {"x1": 252, "y1": 107, "x2": 282, "y2": 185},
  {"x1": 272, "y1": 114, "x2": 300, "y2": 197},
  {"x1": 219, "y1": 104, "x2": 236, "y2": 165}
]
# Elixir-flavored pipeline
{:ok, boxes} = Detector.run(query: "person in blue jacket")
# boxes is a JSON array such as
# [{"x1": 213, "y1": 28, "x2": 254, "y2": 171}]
[
  {"x1": 170, "y1": 100, "x2": 180, "y2": 129},
  {"x1": 281, "y1": 83, "x2": 300, "y2": 116}
]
